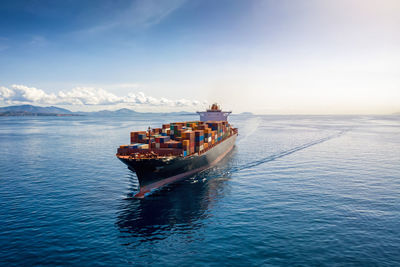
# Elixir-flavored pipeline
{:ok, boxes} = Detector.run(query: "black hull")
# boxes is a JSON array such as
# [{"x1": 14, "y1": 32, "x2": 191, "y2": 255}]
[{"x1": 118, "y1": 133, "x2": 237, "y2": 197}]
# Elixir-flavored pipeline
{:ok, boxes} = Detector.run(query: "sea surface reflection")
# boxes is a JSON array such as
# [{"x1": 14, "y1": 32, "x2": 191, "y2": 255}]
[{"x1": 116, "y1": 150, "x2": 236, "y2": 245}]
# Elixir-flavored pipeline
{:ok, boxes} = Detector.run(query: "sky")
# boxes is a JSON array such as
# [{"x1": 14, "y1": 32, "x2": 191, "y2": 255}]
[{"x1": 0, "y1": 0, "x2": 399, "y2": 114}]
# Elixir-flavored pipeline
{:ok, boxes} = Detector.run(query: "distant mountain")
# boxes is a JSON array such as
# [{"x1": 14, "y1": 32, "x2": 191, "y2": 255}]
[
  {"x1": 77, "y1": 108, "x2": 195, "y2": 116},
  {"x1": 0, "y1": 105, "x2": 77, "y2": 116},
  {"x1": 114, "y1": 108, "x2": 140, "y2": 114},
  {"x1": 238, "y1": 112, "x2": 254, "y2": 115},
  {"x1": 0, "y1": 104, "x2": 72, "y2": 114},
  {"x1": 163, "y1": 111, "x2": 195, "y2": 116},
  {"x1": 0, "y1": 105, "x2": 196, "y2": 117},
  {"x1": 77, "y1": 108, "x2": 140, "y2": 116}
]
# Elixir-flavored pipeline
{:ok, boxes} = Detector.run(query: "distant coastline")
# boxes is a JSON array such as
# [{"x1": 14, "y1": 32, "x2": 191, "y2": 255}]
[
  {"x1": 0, "y1": 104, "x2": 195, "y2": 117},
  {"x1": 0, "y1": 111, "x2": 80, "y2": 117},
  {"x1": 238, "y1": 112, "x2": 254, "y2": 115}
]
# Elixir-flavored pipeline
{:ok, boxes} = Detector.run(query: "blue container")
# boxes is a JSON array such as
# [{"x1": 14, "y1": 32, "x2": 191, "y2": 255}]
[
  {"x1": 195, "y1": 136, "x2": 204, "y2": 141},
  {"x1": 129, "y1": 143, "x2": 142, "y2": 149}
]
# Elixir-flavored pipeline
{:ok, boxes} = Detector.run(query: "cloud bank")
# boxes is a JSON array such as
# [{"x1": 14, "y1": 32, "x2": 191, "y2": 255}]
[{"x1": 0, "y1": 84, "x2": 203, "y2": 108}]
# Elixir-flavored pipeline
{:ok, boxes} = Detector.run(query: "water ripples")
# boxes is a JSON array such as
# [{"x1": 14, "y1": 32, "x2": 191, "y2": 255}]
[{"x1": 1, "y1": 115, "x2": 400, "y2": 266}]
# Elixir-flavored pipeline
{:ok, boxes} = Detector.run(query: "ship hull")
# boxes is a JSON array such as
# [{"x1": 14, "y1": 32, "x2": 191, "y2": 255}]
[{"x1": 118, "y1": 133, "x2": 237, "y2": 198}]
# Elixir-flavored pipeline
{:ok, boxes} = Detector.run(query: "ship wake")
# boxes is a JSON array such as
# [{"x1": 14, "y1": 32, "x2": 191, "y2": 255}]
[{"x1": 225, "y1": 130, "x2": 348, "y2": 174}]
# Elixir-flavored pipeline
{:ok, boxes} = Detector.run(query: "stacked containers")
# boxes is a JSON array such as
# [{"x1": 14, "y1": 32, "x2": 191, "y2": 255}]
[
  {"x1": 138, "y1": 132, "x2": 150, "y2": 144},
  {"x1": 155, "y1": 136, "x2": 170, "y2": 143},
  {"x1": 130, "y1": 131, "x2": 146, "y2": 143},
  {"x1": 194, "y1": 130, "x2": 204, "y2": 152},
  {"x1": 170, "y1": 123, "x2": 182, "y2": 137},
  {"x1": 140, "y1": 144, "x2": 149, "y2": 149},
  {"x1": 185, "y1": 122, "x2": 197, "y2": 129},
  {"x1": 154, "y1": 136, "x2": 171, "y2": 149},
  {"x1": 221, "y1": 121, "x2": 229, "y2": 138},
  {"x1": 162, "y1": 124, "x2": 170, "y2": 130},
  {"x1": 212, "y1": 130, "x2": 217, "y2": 144},
  {"x1": 152, "y1": 128, "x2": 162, "y2": 134},
  {"x1": 204, "y1": 128, "x2": 212, "y2": 144},
  {"x1": 206, "y1": 121, "x2": 223, "y2": 142},
  {"x1": 196, "y1": 124, "x2": 208, "y2": 131},
  {"x1": 162, "y1": 124, "x2": 170, "y2": 135},
  {"x1": 163, "y1": 140, "x2": 182, "y2": 149},
  {"x1": 182, "y1": 130, "x2": 195, "y2": 154},
  {"x1": 125, "y1": 121, "x2": 233, "y2": 157},
  {"x1": 121, "y1": 143, "x2": 150, "y2": 150},
  {"x1": 182, "y1": 140, "x2": 190, "y2": 156},
  {"x1": 128, "y1": 143, "x2": 147, "y2": 149},
  {"x1": 176, "y1": 128, "x2": 185, "y2": 138},
  {"x1": 219, "y1": 122, "x2": 224, "y2": 141}
]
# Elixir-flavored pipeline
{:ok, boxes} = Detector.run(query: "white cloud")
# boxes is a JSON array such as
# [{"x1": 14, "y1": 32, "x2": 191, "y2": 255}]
[
  {"x1": 57, "y1": 87, "x2": 122, "y2": 105},
  {"x1": 0, "y1": 84, "x2": 204, "y2": 108},
  {"x1": 1, "y1": 84, "x2": 58, "y2": 104}
]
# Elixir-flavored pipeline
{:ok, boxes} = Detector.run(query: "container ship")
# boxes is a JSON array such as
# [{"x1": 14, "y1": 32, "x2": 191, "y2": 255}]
[{"x1": 116, "y1": 104, "x2": 238, "y2": 198}]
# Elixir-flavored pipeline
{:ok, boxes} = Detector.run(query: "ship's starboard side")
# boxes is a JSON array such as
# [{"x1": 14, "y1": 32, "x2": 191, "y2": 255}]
[
  {"x1": 116, "y1": 103, "x2": 238, "y2": 197},
  {"x1": 118, "y1": 133, "x2": 237, "y2": 196}
]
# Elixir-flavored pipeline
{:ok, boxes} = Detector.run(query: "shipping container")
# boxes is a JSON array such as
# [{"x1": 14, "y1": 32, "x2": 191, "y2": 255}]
[{"x1": 121, "y1": 118, "x2": 236, "y2": 160}]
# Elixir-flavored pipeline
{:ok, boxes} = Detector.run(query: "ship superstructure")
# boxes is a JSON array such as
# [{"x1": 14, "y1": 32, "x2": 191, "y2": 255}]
[{"x1": 197, "y1": 103, "x2": 231, "y2": 122}]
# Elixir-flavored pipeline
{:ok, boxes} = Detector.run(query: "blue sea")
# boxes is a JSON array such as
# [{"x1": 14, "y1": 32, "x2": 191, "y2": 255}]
[{"x1": 1, "y1": 114, "x2": 399, "y2": 266}]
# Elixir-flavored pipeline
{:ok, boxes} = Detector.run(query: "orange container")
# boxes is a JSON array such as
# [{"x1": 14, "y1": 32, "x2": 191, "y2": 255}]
[{"x1": 183, "y1": 140, "x2": 190, "y2": 147}]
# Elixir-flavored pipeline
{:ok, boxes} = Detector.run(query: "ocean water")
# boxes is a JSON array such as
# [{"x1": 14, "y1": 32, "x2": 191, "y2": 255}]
[{"x1": 0, "y1": 114, "x2": 399, "y2": 266}]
